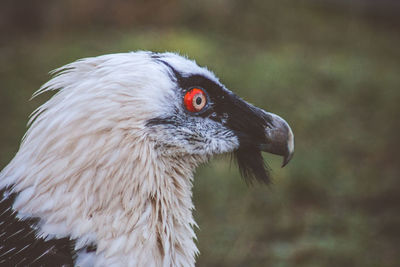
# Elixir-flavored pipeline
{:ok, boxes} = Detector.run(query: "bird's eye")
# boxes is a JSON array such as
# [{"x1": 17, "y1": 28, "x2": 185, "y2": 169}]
[{"x1": 184, "y1": 88, "x2": 207, "y2": 112}]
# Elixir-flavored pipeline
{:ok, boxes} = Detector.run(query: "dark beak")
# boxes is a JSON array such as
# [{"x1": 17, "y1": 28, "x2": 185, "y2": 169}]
[{"x1": 259, "y1": 112, "x2": 294, "y2": 167}]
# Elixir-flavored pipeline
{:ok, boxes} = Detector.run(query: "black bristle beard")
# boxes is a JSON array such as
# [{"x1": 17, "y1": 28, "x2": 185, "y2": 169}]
[{"x1": 234, "y1": 145, "x2": 271, "y2": 185}]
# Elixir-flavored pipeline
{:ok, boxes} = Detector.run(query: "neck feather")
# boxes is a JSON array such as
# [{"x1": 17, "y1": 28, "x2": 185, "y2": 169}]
[{"x1": 3, "y1": 130, "x2": 205, "y2": 267}]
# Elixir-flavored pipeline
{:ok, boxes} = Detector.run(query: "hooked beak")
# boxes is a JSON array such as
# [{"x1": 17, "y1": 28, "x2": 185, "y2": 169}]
[{"x1": 259, "y1": 112, "x2": 294, "y2": 167}]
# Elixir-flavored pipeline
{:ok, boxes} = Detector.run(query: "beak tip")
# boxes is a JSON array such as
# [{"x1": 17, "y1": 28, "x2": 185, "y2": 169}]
[
  {"x1": 282, "y1": 123, "x2": 294, "y2": 168},
  {"x1": 281, "y1": 152, "x2": 293, "y2": 168}
]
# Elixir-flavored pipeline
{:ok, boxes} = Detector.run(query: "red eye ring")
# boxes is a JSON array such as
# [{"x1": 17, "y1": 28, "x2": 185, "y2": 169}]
[{"x1": 184, "y1": 88, "x2": 207, "y2": 112}]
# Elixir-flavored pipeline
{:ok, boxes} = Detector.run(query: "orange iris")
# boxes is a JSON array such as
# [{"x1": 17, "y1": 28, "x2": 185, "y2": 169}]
[{"x1": 184, "y1": 88, "x2": 207, "y2": 112}]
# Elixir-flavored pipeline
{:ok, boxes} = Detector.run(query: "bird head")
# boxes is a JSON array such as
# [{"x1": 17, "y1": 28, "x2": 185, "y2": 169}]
[
  {"x1": 144, "y1": 52, "x2": 294, "y2": 183},
  {"x1": 35, "y1": 51, "x2": 292, "y2": 184}
]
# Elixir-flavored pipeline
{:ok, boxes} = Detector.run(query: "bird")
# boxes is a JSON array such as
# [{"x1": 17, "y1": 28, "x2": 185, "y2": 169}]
[{"x1": 0, "y1": 51, "x2": 294, "y2": 266}]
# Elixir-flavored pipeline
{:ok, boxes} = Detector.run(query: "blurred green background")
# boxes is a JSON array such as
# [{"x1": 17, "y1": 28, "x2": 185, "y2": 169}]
[{"x1": 1, "y1": 0, "x2": 399, "y2": 266}]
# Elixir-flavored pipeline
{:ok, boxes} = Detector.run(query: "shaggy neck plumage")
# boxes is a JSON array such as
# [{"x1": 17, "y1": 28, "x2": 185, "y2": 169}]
[{"x1": 3, "y1": 129, "x2": 204, "y2": 267}]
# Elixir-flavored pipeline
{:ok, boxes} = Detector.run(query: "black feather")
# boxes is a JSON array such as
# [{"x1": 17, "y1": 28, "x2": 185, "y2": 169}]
[
  {"x1": 0, "y1": 187, "x2": 75, "y2": 266},
  {"x1": 234, "y1": 145, "x2": 271, "y2": 185}
]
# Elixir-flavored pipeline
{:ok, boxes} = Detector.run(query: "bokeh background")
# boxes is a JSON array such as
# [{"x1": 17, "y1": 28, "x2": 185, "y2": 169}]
[{"x1": 1, "y1": 0, "x2": 399, "y2": 266}]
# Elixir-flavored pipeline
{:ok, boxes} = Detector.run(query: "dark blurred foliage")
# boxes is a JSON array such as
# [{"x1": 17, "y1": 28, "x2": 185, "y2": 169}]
[{"x1": 0, "y1": 1, "x2": 399, "y2": 266}]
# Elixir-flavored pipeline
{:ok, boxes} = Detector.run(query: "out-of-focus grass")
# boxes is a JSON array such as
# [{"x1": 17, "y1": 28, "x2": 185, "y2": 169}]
[{"x1": 1, "y1": 4, "x2": 399, "y2": 266}]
